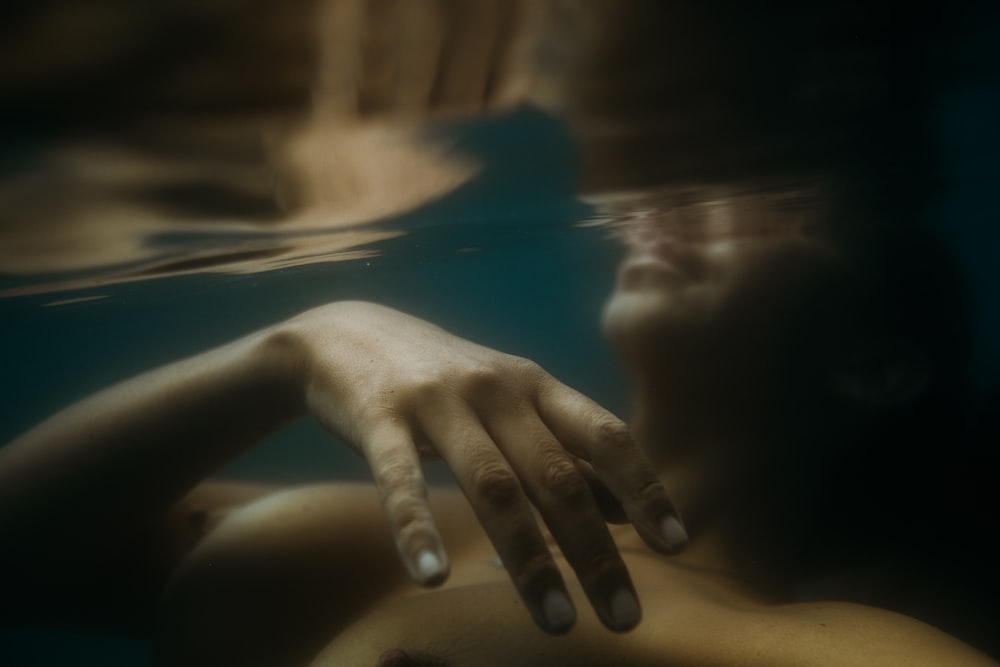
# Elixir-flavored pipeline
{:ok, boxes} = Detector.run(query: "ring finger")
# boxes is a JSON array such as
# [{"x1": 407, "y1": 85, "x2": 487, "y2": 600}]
[
  {"x1": 418, "y1": 405, "x2": 576, "y2": 634},
  {"x1": 485, "y1": 410, "x2": 642, "y2": 632}
]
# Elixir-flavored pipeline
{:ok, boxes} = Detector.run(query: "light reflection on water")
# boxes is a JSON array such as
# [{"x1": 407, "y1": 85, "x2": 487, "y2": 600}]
[
  {"x1": 2, "y1": 0, "x2": 973, "y2": 299},
  {"x1": 0, "y1": 105, "x2": 585, "y2": 298}
]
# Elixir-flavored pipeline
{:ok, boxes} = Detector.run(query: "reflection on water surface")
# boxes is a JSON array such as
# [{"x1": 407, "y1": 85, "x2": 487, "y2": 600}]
[{"x1": 1, "y1": 0, "x2": 972, "y2": 299}]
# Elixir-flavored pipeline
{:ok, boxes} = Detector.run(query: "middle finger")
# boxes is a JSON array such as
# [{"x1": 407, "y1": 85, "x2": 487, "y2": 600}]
[
  {"x1": 418, "y1": 404, "x2": 576, "y2": 634},
  {"x1": 486, "y1": 410, "x2": 642, "y2": 632}
]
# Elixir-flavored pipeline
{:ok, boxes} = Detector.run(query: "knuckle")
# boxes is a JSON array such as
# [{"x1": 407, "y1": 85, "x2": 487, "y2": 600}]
[
  {"x1": 505, "y1": 355, "x2": 548, "y2": 391},
  {"x1": 458, "y1": 363, "x2": 504, "y2": 399},
  {"x1": 469, "y1": 458, "x2": 522, "y2": 509},
  {"x1": 634, "y1": 477, "x2": 673, "y2": 514},
  {"x1": 579, "y1": 550, "x2": 627, "y2": 587},
  {"x1": 390, "y1": 495, "x2": 430, "y2": 543},
  {"x1": 400, "y1": 361, "x2": 485, "y2": 405},
  {"x1": 510, "y1": 550, "x2": 559, "y2": 590},
  {"x1": 374, "y1": 455, "x2": 422, "y2": 497},
  {"x1": 404, "y1": 370, "x2": 452, "y2": 404},
  {"x1": 636, "y1": 478, "x2": 668, "y2": 504},
  {"x1": 507, "y1": 355, "x2": 542, "y2": 377},
  {"x1": 409, "y1": 360, "x2": 506, "y2": 406},
  {"x1": 540, "y1": 457, "x2": 590, "y2": 506},
  {"x1": 593, "y1": 416, "x2": 633, "y2": 451},
  {"x1": 375, "y1": 459, "x2": 432, "y2": 540}
]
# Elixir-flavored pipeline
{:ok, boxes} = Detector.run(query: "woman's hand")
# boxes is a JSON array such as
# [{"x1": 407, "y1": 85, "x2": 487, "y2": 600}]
[
  {"x1": 1, "y1": 299, "x2": 684, "y2": 635},
  {"x1": 278, "y1": 301, "x2": 687, "y2": 633}
]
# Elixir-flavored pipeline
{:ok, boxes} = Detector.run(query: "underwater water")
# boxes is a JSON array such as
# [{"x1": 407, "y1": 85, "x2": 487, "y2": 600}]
[
  {"x1": 2, "y1": 2, "x2": 999, "y2": 665},
  {"x1": 0, "y1": 109, "x2": 632, "y2": 665}
]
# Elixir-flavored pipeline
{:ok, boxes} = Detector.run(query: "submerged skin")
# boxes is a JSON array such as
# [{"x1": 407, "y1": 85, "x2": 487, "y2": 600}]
[
  {"x1": 1, "y1": 197, "x2": 995, "y2": 667},
  {"x1": 157, "y1": 482, "x2": 993, "y2": 667},
  {"x1": 0, "y1": 301, "x2": 680, "y2": 643}
]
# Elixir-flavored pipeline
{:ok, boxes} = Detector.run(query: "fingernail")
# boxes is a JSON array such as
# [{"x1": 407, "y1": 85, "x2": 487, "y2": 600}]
[
  {"x1": 541, "y1": 589, "x2": 575, "y2": 634},
  {"x1": 661, "y1": 515, "x2": 689, "y2": 551},
  {"x1": 416, "y1": 550, "x2": 445, "y2": 584},
  {"x1": 609, "y1": 587, "x2": 641, "y2": 630}
]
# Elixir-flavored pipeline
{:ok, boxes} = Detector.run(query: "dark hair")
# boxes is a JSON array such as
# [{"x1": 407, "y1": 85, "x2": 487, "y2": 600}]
[{"x1": 801, "y1": 218, "x2": 999, "y2": 655}]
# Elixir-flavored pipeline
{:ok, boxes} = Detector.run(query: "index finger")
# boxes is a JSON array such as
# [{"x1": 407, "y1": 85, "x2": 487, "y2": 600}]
[
  {"x1": 534, "y1": 378, "x2": 689, "y2": 554},
  {"x1": 364, "y1": 421, "x2": 451, "y2": 586}
]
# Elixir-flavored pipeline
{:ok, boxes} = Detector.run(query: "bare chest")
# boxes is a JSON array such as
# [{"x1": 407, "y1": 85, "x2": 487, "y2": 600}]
[{"x1": 310, "y1": 576, "x2": 657, "y2": 667}]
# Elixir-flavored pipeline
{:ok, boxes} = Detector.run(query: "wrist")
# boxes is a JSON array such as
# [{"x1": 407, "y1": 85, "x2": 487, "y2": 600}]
[{"x1": 250, "y1": 320, "x2": 311, "y2": 420}]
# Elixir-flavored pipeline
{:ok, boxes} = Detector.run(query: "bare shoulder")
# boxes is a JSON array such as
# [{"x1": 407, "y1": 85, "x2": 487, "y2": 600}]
[
  {"x1": 739, "y1": 599, "x2": 999, "y2": 667},
  {"x1": 624, "y1": 568, "x2": 997, "y2": 667}
]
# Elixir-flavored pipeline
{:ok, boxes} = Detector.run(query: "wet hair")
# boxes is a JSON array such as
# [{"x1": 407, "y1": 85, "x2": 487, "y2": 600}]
[{"x1": 799, "y1": 216, "x2": 1000, "y2": 655}]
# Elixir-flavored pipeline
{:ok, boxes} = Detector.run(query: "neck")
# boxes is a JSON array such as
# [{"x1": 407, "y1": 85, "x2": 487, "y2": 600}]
[{"x1": 630, "y1": 379, "x2": 820, "y2": 600}]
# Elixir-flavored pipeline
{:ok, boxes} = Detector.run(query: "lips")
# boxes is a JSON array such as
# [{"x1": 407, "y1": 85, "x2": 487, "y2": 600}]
[
  {"x1": 617, "y1": 240, "x2": 698, "y2": 290},
  {"x1": 628, "y1": 231, "x2": 703, "y2": 269}
]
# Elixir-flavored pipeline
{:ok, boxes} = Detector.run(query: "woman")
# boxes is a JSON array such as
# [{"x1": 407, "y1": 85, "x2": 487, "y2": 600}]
[{"x1": 2, "y1": 183, "x2": 995, "y2": 666}]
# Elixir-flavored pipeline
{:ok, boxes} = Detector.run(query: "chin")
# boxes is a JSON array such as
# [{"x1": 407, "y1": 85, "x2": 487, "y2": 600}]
[{"x1": 601, "y1": 288, "x2": 691, "y2": 357}]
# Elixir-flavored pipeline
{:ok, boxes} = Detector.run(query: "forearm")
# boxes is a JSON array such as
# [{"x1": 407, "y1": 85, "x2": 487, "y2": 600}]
[
  {"x1": 0, "y1": 299, "x2": 684, "y2": 639},
  {"x1": 0, "y1": 325, "x2": 303, "y2": 551}
]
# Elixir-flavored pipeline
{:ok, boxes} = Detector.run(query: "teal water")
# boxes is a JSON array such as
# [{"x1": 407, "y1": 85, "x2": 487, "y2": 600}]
[
  {"x1": 0, "y1": 109, "x2": 632, "y2": 667},
  {"x1": 0, "y1": 108, "x2": 628, "y2": 450}
]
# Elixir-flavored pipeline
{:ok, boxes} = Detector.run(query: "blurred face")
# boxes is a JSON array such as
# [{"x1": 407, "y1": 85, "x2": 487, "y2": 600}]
[{"x1": 601, "y1": 201, "x2": 846, "y2": 378}]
